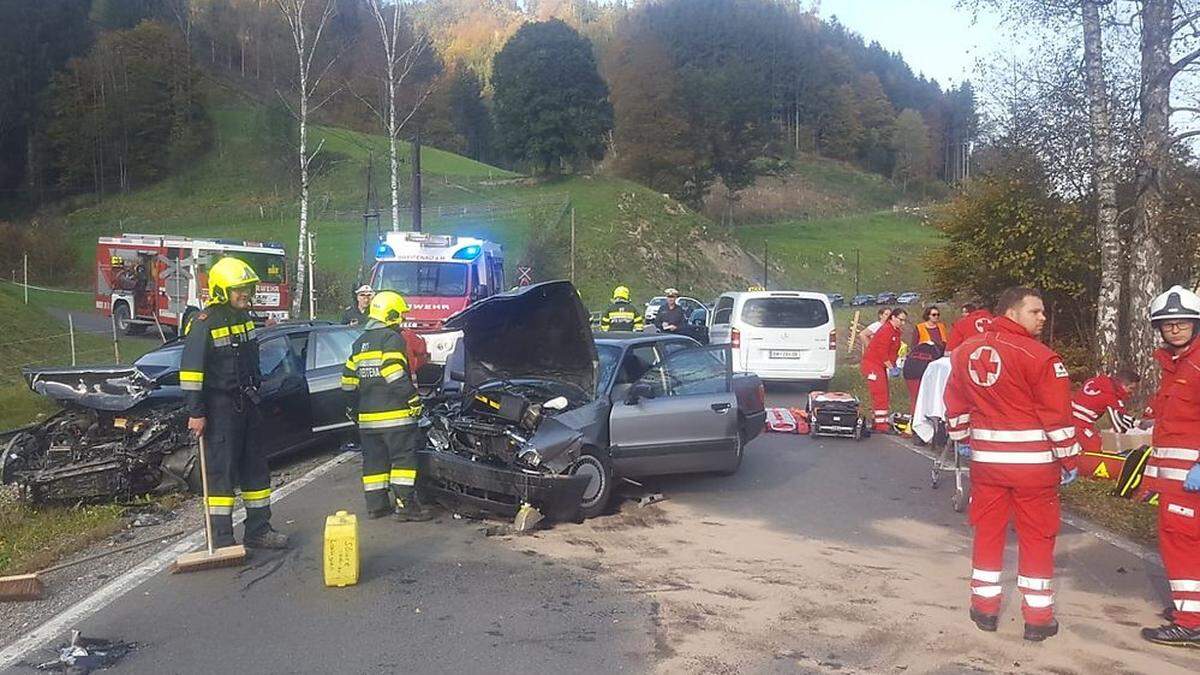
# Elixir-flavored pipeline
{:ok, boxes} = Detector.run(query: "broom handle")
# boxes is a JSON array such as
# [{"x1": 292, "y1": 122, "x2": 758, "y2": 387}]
[
  {"x1": 39, "y1": 529, "x2": 187, "y2": 574},
  {"x1": 198, "y1": 434, "x2": 214, "y2": 555}
]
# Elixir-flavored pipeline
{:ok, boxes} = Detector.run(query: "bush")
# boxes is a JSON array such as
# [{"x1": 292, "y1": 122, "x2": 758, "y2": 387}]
[{"x1": 0, "y1": 214, "x2": 85, "y2": 288}]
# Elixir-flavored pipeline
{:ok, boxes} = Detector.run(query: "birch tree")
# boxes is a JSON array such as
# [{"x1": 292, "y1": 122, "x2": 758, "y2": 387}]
[
  {"x1": 276, "y1": 0, "x2": 337, "y2": 318},
  {"x1": 364, "y1": 0, "x2": 434, "y2": 230}
]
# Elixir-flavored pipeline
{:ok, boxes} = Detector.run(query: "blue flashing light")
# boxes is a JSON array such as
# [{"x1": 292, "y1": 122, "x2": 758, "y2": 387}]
[
  {"x1": 453, "y1": 244, "x2": 482, "y2": 260},
  {"x1": 375, "y1": 243, "x2": 395, "y2": 259}
]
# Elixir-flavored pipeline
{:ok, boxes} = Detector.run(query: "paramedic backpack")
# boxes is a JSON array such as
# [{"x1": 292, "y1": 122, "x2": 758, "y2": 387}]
[
  {"x1": 1111, "y1": 445, "x2": 1153, "y2": 499},
  {"x1": 903, "y1": 341, "x2": 943, "y2": 381}
]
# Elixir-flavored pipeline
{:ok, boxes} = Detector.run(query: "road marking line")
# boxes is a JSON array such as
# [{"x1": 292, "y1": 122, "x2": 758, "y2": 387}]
[
  {"x1": 0, "y1": 450, "x2": 358, "y2": 670},
  {"x1": 881, "y1": 435, "x2": 1161, "y2": 566}
]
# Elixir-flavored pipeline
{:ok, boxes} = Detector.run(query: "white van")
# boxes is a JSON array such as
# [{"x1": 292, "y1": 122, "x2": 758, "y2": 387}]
[{"x1": 708, "y1": 290, "x2": 836, "y2": 384}]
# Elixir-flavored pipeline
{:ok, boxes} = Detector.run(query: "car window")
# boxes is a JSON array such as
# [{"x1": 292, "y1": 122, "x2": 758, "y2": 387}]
[
  {"x1": 616, "y1": 345, "x2": 659, "y2": 385},
  {"x1": 311, "y1": 328, "x2": 359, "y2": 370},
  {"x1": 596, "y1": 344, "x2": 622, "y2": 393},
  {"x1": 639, "y1": 347, "x2": 729, "y2": 397},
  {"x1": 259, "y1": 337, "x2": 296, "y2": 379},
  {"x1": 134, "y1": 345, "x2": 182, "y2": 372},
  {"x1": 658, "y1": 339, "x2": 695, "y2": 356},
  {"x1": 712, "y1": 296, "x2": 734, "y2": 324},
  {"x1": 740, "y1": 297, "x2": 829, "y2": 328}
]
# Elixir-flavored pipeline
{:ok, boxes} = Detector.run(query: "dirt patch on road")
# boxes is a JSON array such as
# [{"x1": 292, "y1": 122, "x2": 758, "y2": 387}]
[{"x1": 499, "y1": 500, "x2": 1200, "y2": 674}]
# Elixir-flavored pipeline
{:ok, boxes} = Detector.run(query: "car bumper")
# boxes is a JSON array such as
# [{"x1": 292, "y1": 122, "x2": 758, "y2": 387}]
[{"x1": 417, "y1": 450, "x2": 591, "y2": 522}]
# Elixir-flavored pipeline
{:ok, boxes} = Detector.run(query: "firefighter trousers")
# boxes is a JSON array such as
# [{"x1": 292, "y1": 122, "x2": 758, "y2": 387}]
[
  {"x1": 860, "y1": 360, "x2": 890, "y2": 430},
  {"x1": 202, "y1": 392, "x2": 272, "y2": 547},
  {"x1": 1158, "y1": 491, "x2": 1200, "y2": 629},
  {"x1": 969, "y1": 482, "x2": 1059, "y2": 626},
  {"x1": 359, "y1": 426, "x2": 419, "y2": 514}
]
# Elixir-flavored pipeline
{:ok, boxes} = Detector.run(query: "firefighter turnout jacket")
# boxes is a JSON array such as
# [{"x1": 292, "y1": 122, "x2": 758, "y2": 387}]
[
  {"x1": 946, "y1": 309, "x2": 993, "y2": 352},
  {"x1": 600, "y1": 299, "x2": 644, "y2": 332},
  {"x1": 1144, "y1": 342, "x2": 1200, "y2": 496},
  {"x1": 180, "y1": 304, "x2": 261, "y2": 417},
  {"x1": 1072, "y1": 374, "x2": 1134, "y2": 453},
  {"x1": 945, "y1": 316, "x2": 1079, "y2": 487},
  {"x1": 341, "y1": 323, "x2": 422, "y2": 433}
]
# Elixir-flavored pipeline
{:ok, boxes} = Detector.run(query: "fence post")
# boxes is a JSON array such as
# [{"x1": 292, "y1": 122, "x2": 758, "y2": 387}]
[
  {"x1": 23, "y1": 252, "x2": 28, "y2": 305},
  {"x1": 111, "y1": 310, "x2": 121, "y2": 364},
  {"x1": 69, "y1": 314, "x2": 77, "y2": 366}
]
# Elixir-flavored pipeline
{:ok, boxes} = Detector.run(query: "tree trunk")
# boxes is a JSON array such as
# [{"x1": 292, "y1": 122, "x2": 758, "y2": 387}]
[
  {"x1": 388, "y1": 57, "x2": 399, "y2": 230},
  {"x1": 292, "y1": 15, "x2": 309, "y2": 318},
  {"x1": 1083, "y1": 0, "x2": 1121, "y2": 371},
  {"x1": 1130, "y1": 0, "x2": 1172, "y2": 390}
]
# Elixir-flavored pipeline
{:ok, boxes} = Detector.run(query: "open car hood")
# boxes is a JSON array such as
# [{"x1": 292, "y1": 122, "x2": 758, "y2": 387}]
[
  {"x1": 443, "y1": 280, "x2": 596, "y2": 395},
  {"x1": 22, "y1": 365, "x2": 159, "y2": 412}
]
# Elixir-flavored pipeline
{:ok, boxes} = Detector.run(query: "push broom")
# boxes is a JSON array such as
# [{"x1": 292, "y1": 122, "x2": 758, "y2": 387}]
[
  {"x1": 172, "y1": 436, "x2": 246, "y2": 573},
  {"x1": 0, "y1": 530, "x2": 186, "y2": 601}
]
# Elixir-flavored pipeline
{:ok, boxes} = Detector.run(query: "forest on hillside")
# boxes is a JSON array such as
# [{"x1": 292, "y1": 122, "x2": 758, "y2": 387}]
[{"x1": 0, "y1": 0, "x2": 977, "y2": 214}]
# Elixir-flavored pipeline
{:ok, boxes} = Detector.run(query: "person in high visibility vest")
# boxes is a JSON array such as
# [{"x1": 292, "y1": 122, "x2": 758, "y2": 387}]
[
  {"x1": 600, "y1": 286, "x2": 644, "y2": 332},
  {"x1": 342, "y1": 290, "x2": 431, "y2": 521}
]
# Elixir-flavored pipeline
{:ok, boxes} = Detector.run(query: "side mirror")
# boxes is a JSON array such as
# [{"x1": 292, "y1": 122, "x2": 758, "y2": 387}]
[{"x1": 626, "y1": 382, "x2": 654, "y2": 405}]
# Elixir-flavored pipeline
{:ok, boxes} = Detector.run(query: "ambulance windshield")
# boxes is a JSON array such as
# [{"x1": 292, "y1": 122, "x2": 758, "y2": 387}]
[{"x1": 376, "y1": 261, "x2": 468, "y2": 297}]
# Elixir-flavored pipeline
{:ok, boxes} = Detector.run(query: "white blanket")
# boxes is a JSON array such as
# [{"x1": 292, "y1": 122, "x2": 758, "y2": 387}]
[{"x1": 912, "y1": 356, "x2": 953, "y2": 443}]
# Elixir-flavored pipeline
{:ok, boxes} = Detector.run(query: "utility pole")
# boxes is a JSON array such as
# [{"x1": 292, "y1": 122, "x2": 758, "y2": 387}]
[
  {"x1": 675, "y1": 247, "x2": 680, "y2": 290},
  {"x1": 762, "y1": 241, "x2": 768, "y2": 289},
  {"x1": 570, "y1": 207, "x2": 576, "y2": 284},
  {"x1": 854, "y1": 249, "x2": 861, "y2": 296},
  {"x1": 410, "y1": 129, "x2": 422, "y2": 232}
]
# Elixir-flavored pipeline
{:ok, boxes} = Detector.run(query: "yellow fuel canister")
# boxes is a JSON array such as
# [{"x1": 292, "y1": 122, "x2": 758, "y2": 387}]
[{"x1": 323, "y1": 510, "x2": 359, "y2": 587}]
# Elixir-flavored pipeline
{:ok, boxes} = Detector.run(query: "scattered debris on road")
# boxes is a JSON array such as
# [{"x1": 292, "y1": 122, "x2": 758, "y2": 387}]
[
  {"x1": 637, "y1": 493, "x2": 666, "y2": 508},
  {"x1": 34, "y1": 630, "x2": 136, "y2": 673}
]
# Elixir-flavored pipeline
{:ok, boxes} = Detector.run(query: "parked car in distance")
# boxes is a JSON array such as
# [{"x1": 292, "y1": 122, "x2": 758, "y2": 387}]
[
  {"x1": 644, "y1": 295, "x2": 705, "y2": 327},
  {"x1": 876, "y1": 291, "x2": 898, "y2": 305},
  {"x1": 850, "y1": 294, "x2": 874, "y2": 307},
  {"x1": 707, "y1": 290, "x2": 836, "y2": 385},
  {"x1": 897, "y1": 292, "x2": 920, "y2": 305},
  {"x1": 826, "y1": 293, "x2": 844, "y2": 307}
]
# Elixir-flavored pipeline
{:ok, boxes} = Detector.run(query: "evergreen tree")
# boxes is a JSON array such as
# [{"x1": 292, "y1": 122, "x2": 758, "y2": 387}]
[{"x1": 448, "y1": 67, "x2": 493, "y2": 162}]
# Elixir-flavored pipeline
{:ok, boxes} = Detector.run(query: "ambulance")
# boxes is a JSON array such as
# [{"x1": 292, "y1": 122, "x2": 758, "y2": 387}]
[
  {"x1": 96, "y1": 234, "x2": 290, "y2": 335},
  {"x1": 368, "y1": 231, "x2": 504, "y2": 365}
]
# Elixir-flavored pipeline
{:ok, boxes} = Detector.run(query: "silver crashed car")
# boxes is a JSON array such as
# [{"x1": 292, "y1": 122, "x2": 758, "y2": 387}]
[{"x1": 417, "y1": 281, "x2": 765, "y2": 522}]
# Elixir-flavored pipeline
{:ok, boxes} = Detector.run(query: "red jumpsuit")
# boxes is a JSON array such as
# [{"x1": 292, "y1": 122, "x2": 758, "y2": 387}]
[
  {"x1": 861, "y1": 320, "x2": 901, "y2": 431},
  {"x1": 945, "y1": 316, "x2": 1078, "y2": 627},
  {"x1": 946, "y1": 309, "x2": 994, "y2": 352},
  {"x1": 1071, "y1": 374, "x2": 1133, "y2": 454},
  {"x1": 1144, "y1": 343, "x2": 1200, "y2": 630}
]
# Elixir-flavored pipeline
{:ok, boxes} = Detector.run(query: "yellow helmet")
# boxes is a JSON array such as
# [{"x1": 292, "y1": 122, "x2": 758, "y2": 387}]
[
  {"x1": 208, "y1": 257, "x2": 260, "y2": 305},
  {"x1": 368, "y1": 290, "x2": 409, "y2": 326},
  {"x1": 613, "y1": 285, "x2": 630, "y2": 302}
]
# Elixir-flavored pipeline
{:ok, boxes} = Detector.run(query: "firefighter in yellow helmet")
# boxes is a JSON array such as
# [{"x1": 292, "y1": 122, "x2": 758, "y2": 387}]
[
  {"x1": 341, "y1": 290, "x2": 430, "y2": 520},
  {"x1": 600, "y1": 285, "x2": 644, "y2": 332},
  {"x1": 181, "y1": 257, "x2": 288, "y2": 549}
]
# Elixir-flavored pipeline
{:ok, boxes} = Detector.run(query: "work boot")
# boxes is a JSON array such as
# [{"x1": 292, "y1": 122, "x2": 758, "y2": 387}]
[
  {"x1": 367, "y1": 507, "x2": 394, "y2": 520},
  {"x1": 394, "y1": 496, "x2": 433, "y2": 522},
  {"x1": 970, "y1": 607, "x2": 998, "y2": 632},
  {"x1": 1141, "y1": 623, "x2": 1200, "y2": 648},
  {"x1": 244, "y1": 527, "x2": 290, "y2": 550},
  {"x1": 1023, "y1": 619, "x2": 1059, "y2": 642}
]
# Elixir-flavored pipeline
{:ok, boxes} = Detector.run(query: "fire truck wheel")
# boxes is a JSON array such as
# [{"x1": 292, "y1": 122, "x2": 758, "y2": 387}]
[{"x1": 114, "y1": 302, "x2": 146, "y2": 336}]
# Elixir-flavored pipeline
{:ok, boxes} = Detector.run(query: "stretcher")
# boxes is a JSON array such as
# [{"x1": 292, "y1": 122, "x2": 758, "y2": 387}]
[
  {"x1": 927, "y1": 416, "x2": 969, "y2": 513},
  {"x1": 806, "y1": 391, "x2": 868, "y2": 440}
]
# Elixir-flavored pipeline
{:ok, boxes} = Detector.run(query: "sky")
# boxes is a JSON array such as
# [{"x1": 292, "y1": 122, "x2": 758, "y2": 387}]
[{"x1": 813, "y1": 0, "x2": 1006, "y2": 87}]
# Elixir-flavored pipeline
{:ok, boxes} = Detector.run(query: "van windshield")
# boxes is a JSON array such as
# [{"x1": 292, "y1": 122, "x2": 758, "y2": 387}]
[
  {"x1": 740, "y1": 297, "x2": 828, "y2": 328},
  {"x1": 376, "y1": 261, "x2": 468, "y2": 297}
]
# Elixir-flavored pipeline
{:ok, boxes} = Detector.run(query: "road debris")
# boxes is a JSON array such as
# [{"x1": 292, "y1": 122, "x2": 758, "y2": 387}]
[
  {"x1": 34, "y1": 630, "x2": 136, "y2": 673},
  {"x1": 513, "y1": 503, "x2": 545, "y2": 532},
  {"x1": 637, "y1": 493, "x2": 666, "y2": 508}
]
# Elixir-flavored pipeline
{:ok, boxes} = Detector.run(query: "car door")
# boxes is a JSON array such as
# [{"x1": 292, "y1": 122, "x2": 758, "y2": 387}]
[
  {"x1": 306, "y1": 326, "x2": 361, "y2": 434},
  {"x1": 608, "y1": 345, "x2": 738, "y2": 477},
  {"x1": 254, "y1": 334, "x2": 310, "y2": 456}
]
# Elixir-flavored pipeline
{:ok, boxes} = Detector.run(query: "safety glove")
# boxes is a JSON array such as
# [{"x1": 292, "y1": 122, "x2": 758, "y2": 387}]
[
  {"x1": 956, "y1": 442, "x2": 972, "y2": 458},
  {"x1": 887, "y1": 366, "x2": 901, "y2": 378},
  {"x1": 1060, "y1": 467, "x2": 1079, "y2": 486},
  {"x1": 1185, "y1": 464, "x2": 1200, "y2": 493}
]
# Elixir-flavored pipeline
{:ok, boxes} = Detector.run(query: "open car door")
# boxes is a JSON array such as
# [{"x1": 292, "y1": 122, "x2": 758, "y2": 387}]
[{"x1": 609, "y1": 345, "x2": 739, "y2": 476}]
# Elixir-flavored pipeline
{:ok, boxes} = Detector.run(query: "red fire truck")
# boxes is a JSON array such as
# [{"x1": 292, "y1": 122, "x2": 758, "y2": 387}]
[
  {"x1": 368, "y1": 231, "x2": 504, "y2": 365},
  {"x1": 96, "y1": 234, "x2": 290, "y2": 335}
]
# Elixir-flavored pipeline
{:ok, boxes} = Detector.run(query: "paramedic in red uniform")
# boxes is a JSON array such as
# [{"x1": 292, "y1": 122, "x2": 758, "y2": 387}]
[
  {"x1": 861, "y1": 308, "x2": 906, "y2": 432},
  {"x1": 1140, "y1": 285, "x2": 1200, "y2": 648},
  {"x1": 1071, "y1": 370, "x2": 1139, "y2": 454},
  {"x1": 944, "y1": 287, "x2": 1078, "y2": 642},
  {"x1": 946, "y1": 301, "x2": 993, "y2": 352}
]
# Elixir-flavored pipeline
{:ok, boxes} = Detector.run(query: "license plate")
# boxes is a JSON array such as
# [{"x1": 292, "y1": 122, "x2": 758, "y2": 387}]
[{"x1": 769, "y1": 350, "x2": 802, "y2": 359}]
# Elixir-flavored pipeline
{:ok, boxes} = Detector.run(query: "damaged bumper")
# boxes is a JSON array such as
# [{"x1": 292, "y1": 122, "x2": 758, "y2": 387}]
[{"x1": 417, "y1": 450, "x2": 590, "y2": 522}]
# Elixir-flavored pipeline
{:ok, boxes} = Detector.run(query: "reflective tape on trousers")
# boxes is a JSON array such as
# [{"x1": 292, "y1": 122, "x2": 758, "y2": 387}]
[
  {"x1": 1153, "y1": 447, "x2": 1200, "y2": 462},
  {"x1": 972, "y1": 568, "x2": 1001, "y2": 583},
  {"x1": 1174, "y1": 599, "x2": 1200, "y2": 612},
  {"x1": 1017, "y1": 575, "x2": 1053, "y2": 591},
  {"x1": 1022, "y1": 593, "x2": 1054, "y2": 608},
  {"x1": 970, "y1": 450, "x2": 1055, "y2": 465},
  {"x1": 1146, "y1": 466, "x2": 1192, "y2": 481},
  {"x1": 971, "y1": 428, "x2": 1048, "y2": 443},
  {"x1": 1169, "y1": 579, "x2": 1200, "y2": 592},
  {"x1": 971, "y1": 585, "x2": 1003, "y2": 598}
]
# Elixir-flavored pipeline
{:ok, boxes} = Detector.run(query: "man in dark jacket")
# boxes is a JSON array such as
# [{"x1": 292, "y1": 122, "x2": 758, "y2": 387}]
[
  {"x1": 341, "y1": 285, "x2": 374, "y2": 326},
  {"x1": 655, "y1": 288, "x2": 687, "y2": 334}
]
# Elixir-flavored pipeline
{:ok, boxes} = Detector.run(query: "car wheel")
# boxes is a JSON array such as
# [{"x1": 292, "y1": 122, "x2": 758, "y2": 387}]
[
  {"x1": 568, "y1": 447, "x2": 613, "y2": 519},
  {"x1": 717, "y1": 430, "x2": 744, "y2": 476},
  {"x1": 114, "y1": 302, "x2": 146, "y2": 336}
]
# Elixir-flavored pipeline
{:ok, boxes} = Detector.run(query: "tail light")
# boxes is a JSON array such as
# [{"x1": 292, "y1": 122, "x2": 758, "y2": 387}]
[
  {"x1": 756, "y1": 382, "x2": 766, "y2": 408},
  {"x1": 731, "y1": 327, "x2": 741, "y2": 349},
  {"x1": 828, "y1": 329, "x2": 837, "y2": 350}
]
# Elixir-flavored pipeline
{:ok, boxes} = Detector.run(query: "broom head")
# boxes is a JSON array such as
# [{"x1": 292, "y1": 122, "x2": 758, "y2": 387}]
[
  {"x1": 0, "y1": 573, "x2": 45, "y2": 601},
  {"x1": 171, "y1": 544, "x2": 247, "y2": 574}
]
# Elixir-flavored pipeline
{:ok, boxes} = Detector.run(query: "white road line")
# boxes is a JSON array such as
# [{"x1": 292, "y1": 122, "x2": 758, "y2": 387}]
[
  {"x1": 0, "y1": 450, "x2": 358, "y2": 671},
  {"x1": 881, "y1": 435, "x2": 1161, "y2": 566}
]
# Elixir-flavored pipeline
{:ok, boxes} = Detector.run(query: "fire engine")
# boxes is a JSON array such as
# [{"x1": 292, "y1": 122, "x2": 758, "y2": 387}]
[
  {"x1": 368, "y1": 232, "x2": 504, "y2": 365},
  {"x1": 96, "y1": 234, "x2": 290, "y2": 335}
]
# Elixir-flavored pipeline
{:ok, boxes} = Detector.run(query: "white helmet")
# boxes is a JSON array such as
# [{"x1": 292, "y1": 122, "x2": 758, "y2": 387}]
[{"x1": 1150, "y1": 285, "x2": 1200, "y2": 324}]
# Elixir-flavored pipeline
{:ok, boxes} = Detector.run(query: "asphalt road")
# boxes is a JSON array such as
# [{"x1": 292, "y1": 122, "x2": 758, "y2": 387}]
[{"x1": 5, "y1": 385, "x2": 1198, "y2": 673}]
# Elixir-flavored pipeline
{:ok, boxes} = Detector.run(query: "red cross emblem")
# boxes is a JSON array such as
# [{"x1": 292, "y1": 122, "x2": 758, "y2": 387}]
[{"x1": 968, "y1": 345, "x2": 1002, "y2": 387}]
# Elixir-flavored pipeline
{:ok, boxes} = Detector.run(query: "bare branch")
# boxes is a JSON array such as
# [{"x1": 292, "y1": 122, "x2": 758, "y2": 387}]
[
  {"x1": 1170, "y1": 128, "x2": 1200, "y2": 145},
  {"x1": 1170, "y1": 106, "x2": 1200, "y2": 115}
]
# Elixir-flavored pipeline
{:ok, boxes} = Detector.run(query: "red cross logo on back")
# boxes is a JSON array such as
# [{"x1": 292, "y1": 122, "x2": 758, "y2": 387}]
[{"x1": 968, "y1": 345, "x2": 1002, "y2": 387}]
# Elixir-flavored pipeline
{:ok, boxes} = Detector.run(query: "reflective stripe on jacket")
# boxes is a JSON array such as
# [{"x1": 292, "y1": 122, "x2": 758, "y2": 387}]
[
  {"x1": 342, "y1": 323, "x2": 421, "y2": 433},
  {"x1": 600, "y1": 300, "x2": 643, "y2": 332},
  {"x1": 179, "y1": 304, "x2": 260, "y2": 418}
]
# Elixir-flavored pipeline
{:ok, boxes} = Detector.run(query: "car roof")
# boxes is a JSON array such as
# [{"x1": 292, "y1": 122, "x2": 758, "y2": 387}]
[
  {"x1": 718, "y1": 290, "x2": 830, "y2": 301},
  {"x1": 593, "y1": 332, "x2": 700, "y2": 347}
]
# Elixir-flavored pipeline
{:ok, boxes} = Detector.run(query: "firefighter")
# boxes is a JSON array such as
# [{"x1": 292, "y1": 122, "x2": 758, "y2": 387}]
[
  {"x1": 181, "y1": 257, "x2": 288, "y2": 550},
  {"x1": 600, "y1": 286, "x2": 644, "y2": 332},
  {"x1": 341, "y1": 290, "x2": 430, "y2": 521},
  {"x1": 1140, "y1": 285, "x2": 1200, "y2": 648},
  {"x1": 945, "y1": 287, "x2": 1077, "y2": 642},
  {"x1": 861, "y1": 308, "x2": 907, "y2": 432},
  {"x1": 1071, "y1": 369, "x2": 1139, "y2": 455},
  {"x1": 946, "y1": 301, "x2": 994, "y2": 352},
  {"x1": 341, "y1": 284, "x2": 374, "y2": 326}
]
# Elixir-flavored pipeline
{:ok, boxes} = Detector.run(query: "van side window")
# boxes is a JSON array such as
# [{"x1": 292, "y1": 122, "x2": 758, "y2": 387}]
[{"x1": 712, "y1": 296, "x2": 734, "y2": 324}]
